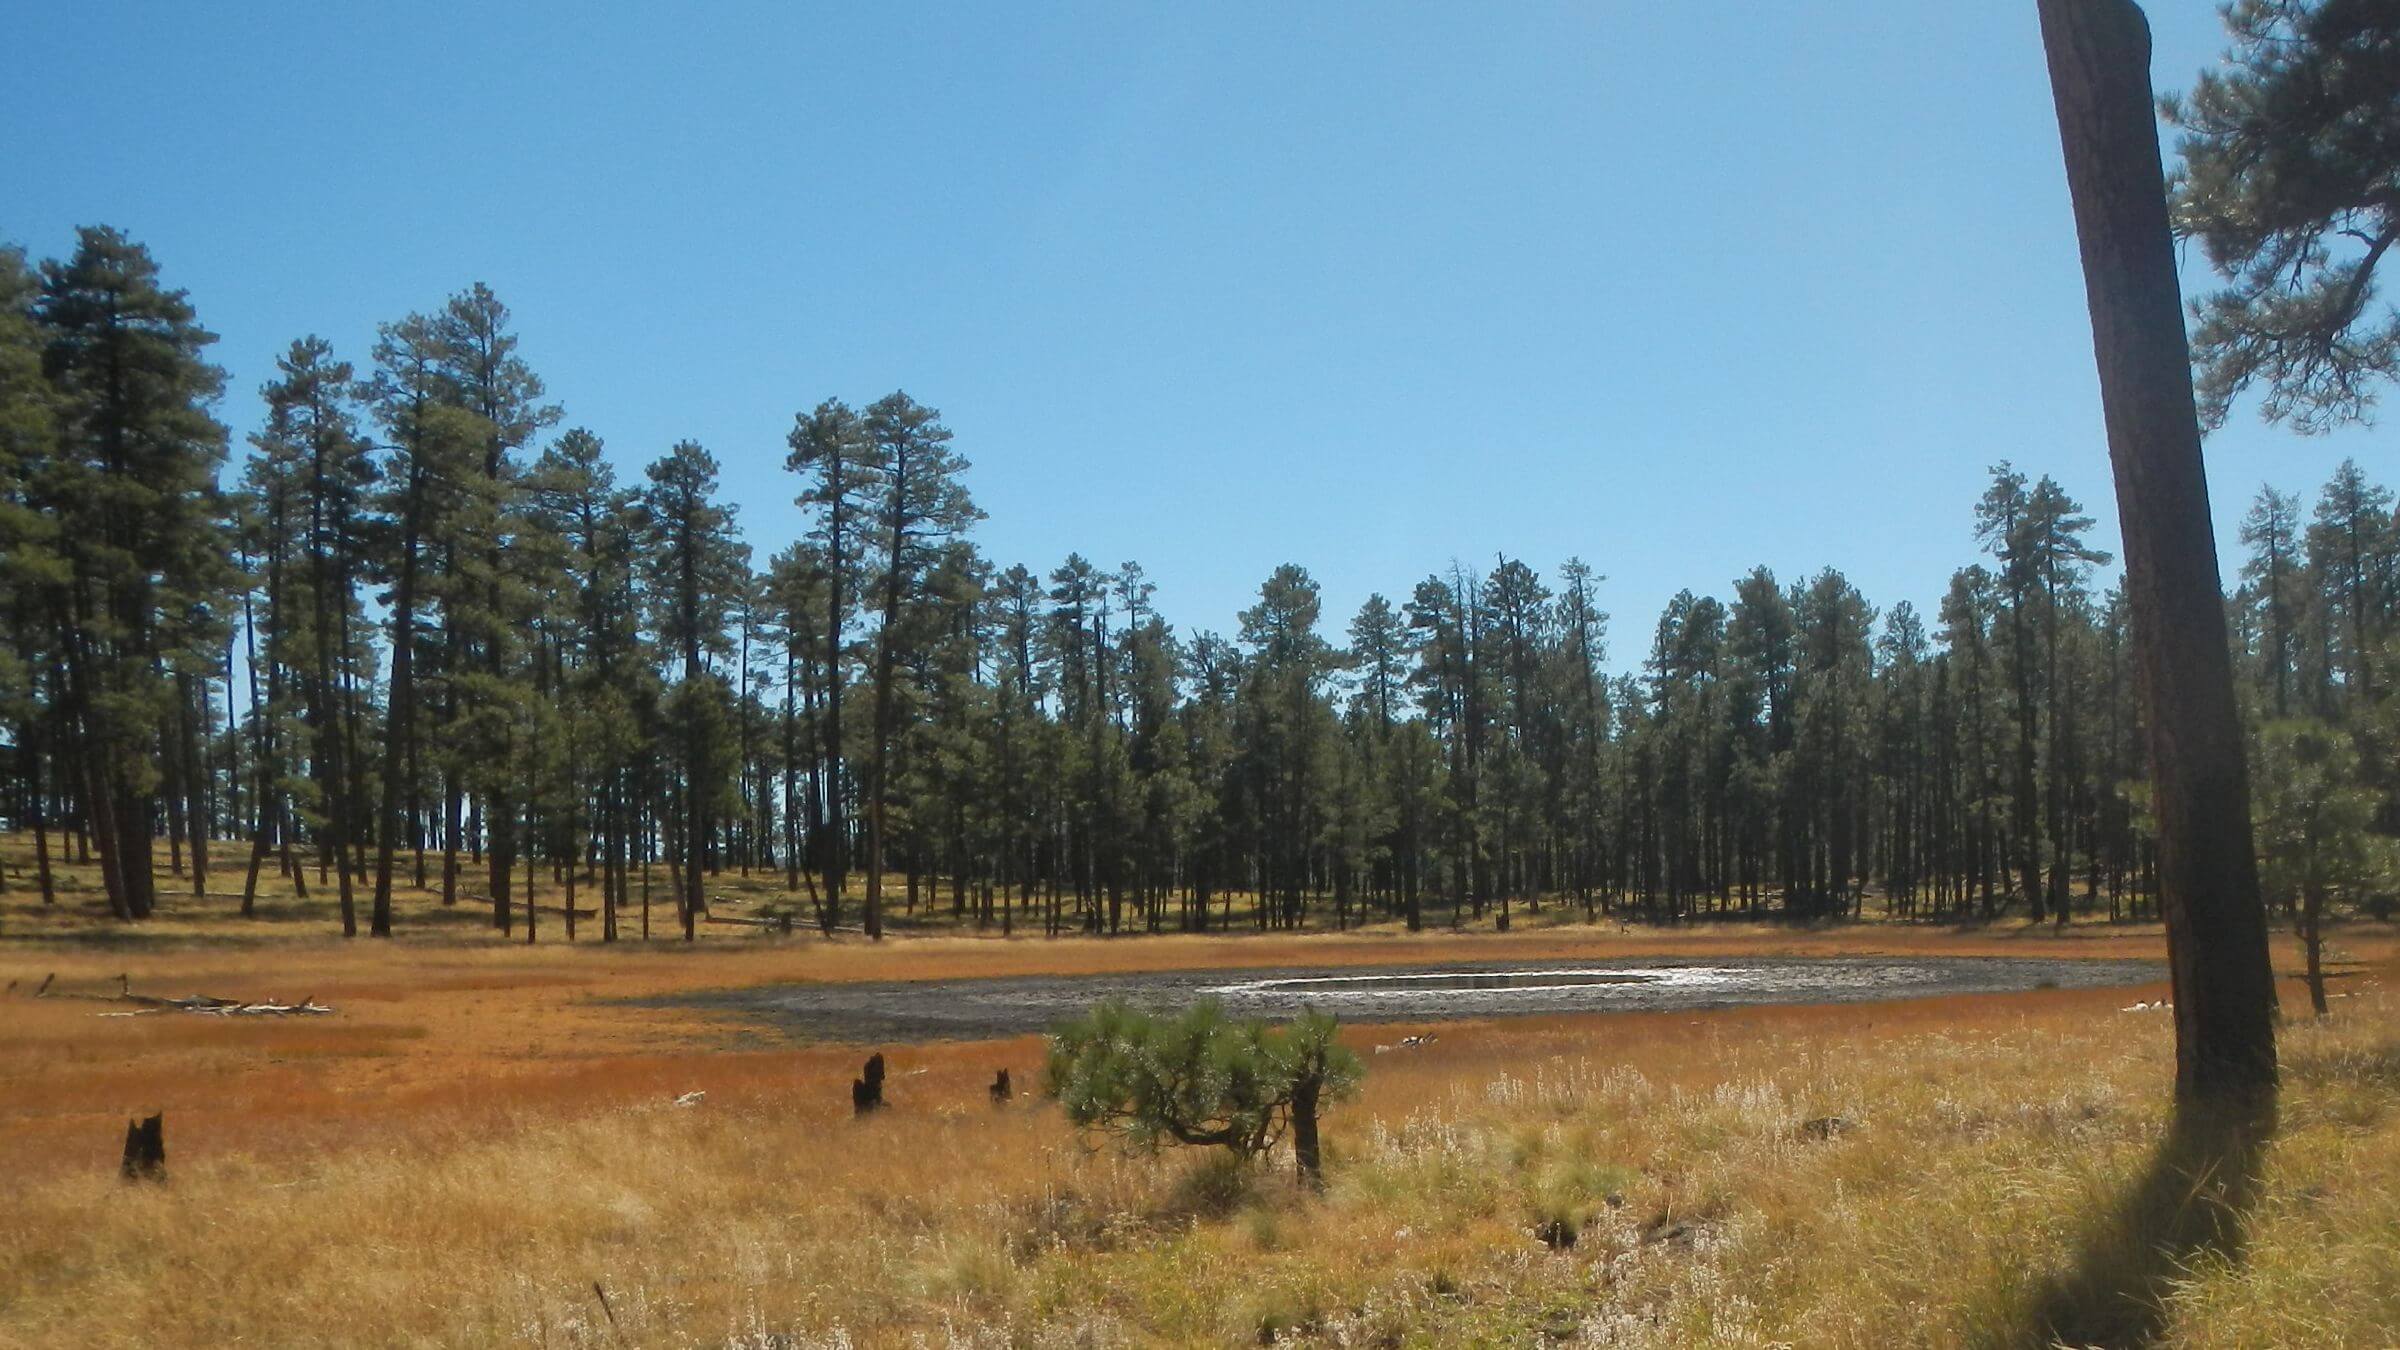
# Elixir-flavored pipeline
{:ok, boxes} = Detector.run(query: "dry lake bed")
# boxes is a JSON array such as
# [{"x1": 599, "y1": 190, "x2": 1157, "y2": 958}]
[{"x1": 667, "y1": 954, "x2": 2167, "y2": 1042}]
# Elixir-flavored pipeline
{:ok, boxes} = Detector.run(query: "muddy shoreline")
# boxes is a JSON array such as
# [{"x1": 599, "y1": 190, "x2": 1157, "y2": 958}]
[{"x1": 662, "y1": 955, "x2": 2166, "y2": 1043}]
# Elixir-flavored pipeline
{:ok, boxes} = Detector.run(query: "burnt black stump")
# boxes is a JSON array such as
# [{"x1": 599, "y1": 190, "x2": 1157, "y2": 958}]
[
  {"x1": 121, "y1": 1113, "x2": 165, "y2": 1182},
  {"x1": 853, "y1": 1052, "x2": 887, "y2": 1115}
]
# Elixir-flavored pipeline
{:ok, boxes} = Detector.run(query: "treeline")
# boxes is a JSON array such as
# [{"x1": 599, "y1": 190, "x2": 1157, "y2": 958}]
[{"x1": 0, "y1": 228, "x2": 2393, "y2": 938}]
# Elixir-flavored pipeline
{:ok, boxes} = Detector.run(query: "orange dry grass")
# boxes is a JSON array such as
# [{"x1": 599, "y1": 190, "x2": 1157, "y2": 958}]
[
  {"x1": 4, "y1": 837, "x2": 2395, "y2": 1346},
  {"x1": 0, "y1": 831, "x2": 2205, "y2": 1174}
]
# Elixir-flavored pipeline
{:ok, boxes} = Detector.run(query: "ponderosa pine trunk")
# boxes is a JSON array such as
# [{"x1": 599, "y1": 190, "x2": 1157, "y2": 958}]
[
  {"x1": 371, "y1": 465, "x2": 421, "y2": 938},
  {"x1": 2008, "y1": 583, "x2": 2045, "y2": 922},
  {"x1": 862, "y1": 427, "x2": 914, "y2": 946},
  {"x1": 822, "y1": 451, "x2": 850, "y2": 920},
  {"x1": 176, "y1": 671, "x2": 208, "y2": 897},
  {"x1": 2301, "y1": 883, "x2": 2328, "y2": 1017},
  {"x1": 27, "y1": 726, "x2": 55, "y2": 905},
  {"x1": 2038, "y1": 0, "x2": 2278, "y2": 1108}
]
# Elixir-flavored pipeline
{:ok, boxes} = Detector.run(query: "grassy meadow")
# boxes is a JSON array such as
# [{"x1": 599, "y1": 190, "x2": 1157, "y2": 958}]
[{"x1": 1, "y1": 836, "x2": 2395, "y2": 1347}]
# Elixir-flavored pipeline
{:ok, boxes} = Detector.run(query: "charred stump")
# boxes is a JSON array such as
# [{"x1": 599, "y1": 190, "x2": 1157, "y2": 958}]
[
  {"x1": 853, "y1": 1052, "x2": 887, "y2": 1115},
  {"x1": 120, "y1": 1113, "x2": 165, "y2": 1182}
]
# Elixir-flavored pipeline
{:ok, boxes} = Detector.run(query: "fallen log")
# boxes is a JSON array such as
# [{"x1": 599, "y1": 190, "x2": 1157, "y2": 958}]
[
  {"x1": 99, "y1": 999, "x2": 334, "y2": 1017},
  {"x1": 188, "y1": 998, "x2": 333, "y2": 1016},
  {"x1": 703, "y1": 913, "x2": 799, "y2": 931},
  {"x1": 459, "y1": 894, "x2": 600, "y2": 920},
  {"x1": 72, "y1": 977, "x2": 335, "y2": 1017},
  {"x1": 706, "y1": 913, "x2": 869, "y2": 935},
  {"x1": 45, "y1": 976, "x2": 139, "y2": 1003}
]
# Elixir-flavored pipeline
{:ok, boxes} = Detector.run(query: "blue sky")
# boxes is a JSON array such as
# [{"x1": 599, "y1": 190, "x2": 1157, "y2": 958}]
[{"x1": 2, "y1": 2, "x2": 2382, "y2": 668}]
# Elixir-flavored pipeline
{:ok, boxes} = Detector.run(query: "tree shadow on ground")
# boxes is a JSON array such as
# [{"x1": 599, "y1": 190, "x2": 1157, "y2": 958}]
[{"x1": 1992, "y1": 1100, "x2": 2275, "y2": 1348}]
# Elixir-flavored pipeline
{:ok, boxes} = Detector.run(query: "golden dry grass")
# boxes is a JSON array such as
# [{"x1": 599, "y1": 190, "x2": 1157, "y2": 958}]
[{"x1": 2, "y1": 836, "x2": 2395, "y2": 1347}]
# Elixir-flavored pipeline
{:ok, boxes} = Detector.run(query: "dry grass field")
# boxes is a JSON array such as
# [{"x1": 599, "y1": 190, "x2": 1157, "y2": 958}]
[{"x1": 2, "y1": 838, "x2": 2395, "y2": 1347}]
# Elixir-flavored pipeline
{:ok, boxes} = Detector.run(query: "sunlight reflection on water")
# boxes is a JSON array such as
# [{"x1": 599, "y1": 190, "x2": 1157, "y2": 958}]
[{"x1": 1201, "y1": 967, "x2": 1743, "y2": 997}]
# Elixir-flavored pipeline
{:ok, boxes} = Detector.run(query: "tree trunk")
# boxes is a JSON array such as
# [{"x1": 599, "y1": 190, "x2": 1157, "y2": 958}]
[
  {"x1": 1291, "y1": 1071, "x2": 1324, "y2": 1188},
  {"x1": 371, "y1": 483, "x2": 421, "y2": 939},
  {"x1": 2038, "y1": 0, "x2": 2278, "y2": 1108},
  {"x1": 176, "y1": 672, "x2": 209, "y2": 896},
  {"x1": 117, "y1": 789, "x2": 157, "y2": 919},
  {"x1": 25, "y1": 726, "x2": 56, "y2": 905},
  {"x1": 2301, "y1": 884, "x2": 2328, "y2": 1017},
  {"x1": 79, "y1": 758, "x2": 130, "y2": 921}
]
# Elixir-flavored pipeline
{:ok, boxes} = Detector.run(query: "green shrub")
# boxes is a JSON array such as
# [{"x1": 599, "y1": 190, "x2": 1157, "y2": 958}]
[{"x1": 1044, "y1": 1000, "x2": 1364, "y2": 1183}]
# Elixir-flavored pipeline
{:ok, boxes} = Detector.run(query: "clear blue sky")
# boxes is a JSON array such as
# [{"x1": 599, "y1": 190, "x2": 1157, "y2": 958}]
[{"x1": 3, "y1": 3, "x2": 2381, "y2": 668}]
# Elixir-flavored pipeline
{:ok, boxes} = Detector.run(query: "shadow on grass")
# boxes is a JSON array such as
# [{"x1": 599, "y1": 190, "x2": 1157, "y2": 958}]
[{"x1": 1994, "y1": 1100, "x2": 2275, "y2": 1349}]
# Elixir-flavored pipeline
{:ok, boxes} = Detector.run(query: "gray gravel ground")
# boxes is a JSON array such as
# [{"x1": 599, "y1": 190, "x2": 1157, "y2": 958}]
[{"x1": 661, "y1": 955, "x2": 2165, "y2": 1044}]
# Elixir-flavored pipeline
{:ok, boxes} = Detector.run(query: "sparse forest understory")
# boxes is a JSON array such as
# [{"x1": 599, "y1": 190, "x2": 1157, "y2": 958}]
[{"x1": 1, "y1": 232, "x2": 2394, "y2": 947}]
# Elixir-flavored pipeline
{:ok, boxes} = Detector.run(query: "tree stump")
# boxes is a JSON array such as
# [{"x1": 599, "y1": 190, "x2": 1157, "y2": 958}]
[
  {"x1": 120, "y1": 1113, "x2": 165, "y2": 1182},
  {"x1": 853, "y1": 1052, "x2": 887, "y2": 1114},
  {"x1": 990, "y1": 1068, "x2": 1012, "y2": 1105}
]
